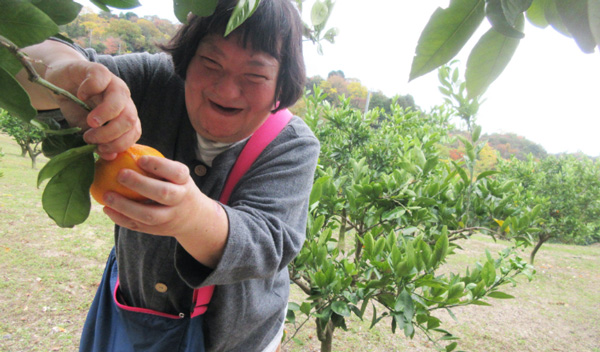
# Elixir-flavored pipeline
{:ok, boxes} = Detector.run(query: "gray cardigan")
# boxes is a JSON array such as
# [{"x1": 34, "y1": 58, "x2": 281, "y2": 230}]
[{"x1": 74, "y1": 47, "x2": 319, "y2": 351}]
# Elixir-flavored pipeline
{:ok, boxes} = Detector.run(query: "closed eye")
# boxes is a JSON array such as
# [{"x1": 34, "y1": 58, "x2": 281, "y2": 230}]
[
  {"x1": 200, "y1": 56, "x2": 221, "y2": 70},
  {"x1": 245, "y1": 73, "x2": 268, "y2": 83}
]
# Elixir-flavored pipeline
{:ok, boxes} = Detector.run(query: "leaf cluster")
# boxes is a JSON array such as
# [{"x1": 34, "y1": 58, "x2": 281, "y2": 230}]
[{"x1": 410, "y1": 0, "x2": 600, "y2": 99}]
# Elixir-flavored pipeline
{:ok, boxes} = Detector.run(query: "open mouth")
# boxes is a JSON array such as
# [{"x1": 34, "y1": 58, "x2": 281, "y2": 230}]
[{"x1": 210, "y1": 100, "x2": 243, "y2": 115}]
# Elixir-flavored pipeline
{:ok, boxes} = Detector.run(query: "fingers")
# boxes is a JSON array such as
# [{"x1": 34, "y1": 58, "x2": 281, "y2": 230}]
[
  {"x1": 102, "y1": 196, "x2": 168, "y2": 231},
  {"x1": 77, "y1": 64, "x2": 113, "y2": 103},
  {"x1": 75, "y1": 66, "x2": 141, "y2": 155},
  {"x1": 83, "y1": 102, "x2": 141, "y2": 156},
  {"x1": 117, "y1": 158, "x2": 191, "y2": 206},
  {"x1": 138, "y1": 156, "x2": 190, "y2": 185}
]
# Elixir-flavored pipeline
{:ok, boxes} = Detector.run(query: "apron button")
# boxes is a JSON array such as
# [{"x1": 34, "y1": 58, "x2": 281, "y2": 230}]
[
  {"x1": 194, "y1": 164, "x2": 207, "y2": 176},
  {"x1": 155, "y1": 283, "x2": 168, "y2": 293}
]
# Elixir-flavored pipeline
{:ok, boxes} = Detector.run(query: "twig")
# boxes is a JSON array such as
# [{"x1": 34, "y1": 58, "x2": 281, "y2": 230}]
[{"x1": 0, "y1": 34, "x2": 91, "y2": 112}]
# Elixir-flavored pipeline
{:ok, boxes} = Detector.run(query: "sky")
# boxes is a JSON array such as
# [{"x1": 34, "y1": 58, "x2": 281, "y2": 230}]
[{"x1": 76, "y1": 0, "x2": 599, "y2": 157}]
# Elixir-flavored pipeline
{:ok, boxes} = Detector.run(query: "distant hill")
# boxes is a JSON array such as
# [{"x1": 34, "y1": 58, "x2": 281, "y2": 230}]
[{"x1": 482, "y1": 132, "x2": 548, "y2": 160}]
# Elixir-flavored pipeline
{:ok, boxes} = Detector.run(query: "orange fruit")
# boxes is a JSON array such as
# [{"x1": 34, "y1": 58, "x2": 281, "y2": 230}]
[{"x1": 90, "y1": 144, "x2": 165, "y2": 206}]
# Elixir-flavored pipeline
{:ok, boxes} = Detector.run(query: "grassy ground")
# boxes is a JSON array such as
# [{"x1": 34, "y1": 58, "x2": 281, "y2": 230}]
[{"x1": 1, "y1": 133, "x2": 599, "y2": 352}]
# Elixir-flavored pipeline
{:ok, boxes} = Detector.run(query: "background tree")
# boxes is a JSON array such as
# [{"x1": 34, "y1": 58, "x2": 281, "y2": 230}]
[
  {"x1": 499, "y1": 154, "x2": 600, "y2": 263},
  {"x1": 0, "y1": 109, "x2": 44, "y2": 168}
]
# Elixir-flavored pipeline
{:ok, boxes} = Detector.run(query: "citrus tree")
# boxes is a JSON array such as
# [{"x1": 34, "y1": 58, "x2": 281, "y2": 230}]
[
  {"x1": 0, "y1": 109, "x2": 44, "y2": 168},
  {"x1": 286, "y1": 88, "x2": 537, "y2": 352},
  {"x1": 498, "y1": 154, "x2": 600, "y2": 263}
]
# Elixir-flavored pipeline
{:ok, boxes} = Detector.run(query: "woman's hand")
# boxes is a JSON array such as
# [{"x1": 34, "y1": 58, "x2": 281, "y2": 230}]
[
  {"x1": 46, "y1": 60, "x2": 141, "y2": 160},
  {"x1": 19, "y1": 40, "x2": 141, "y2": 160},
  {"x1": 101, "y1": 156, "x2": 229, "y2": 268}
]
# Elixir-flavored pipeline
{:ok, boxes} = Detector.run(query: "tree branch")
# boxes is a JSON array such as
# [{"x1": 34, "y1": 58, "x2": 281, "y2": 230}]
[
  {"x1": 0, "y1": 35, "x2": 91, "y2": 112},
  {"x1": 291, "y1": 276, "x2": 312, "y2": 295}
]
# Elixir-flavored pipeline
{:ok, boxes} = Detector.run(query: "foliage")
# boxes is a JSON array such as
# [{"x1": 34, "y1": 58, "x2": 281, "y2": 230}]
[
  {"x1": 437, "y1": 61, "x2": 482, "y2": 132},
  {"x1": 306, "y1": 72, "x2": 416, "y2": 113},
  {"x1": 498, "y1": 154, "x2": 600, "y2": 262},
  {"x1": 63, "y1": 11, "x2": 178, "y2": 54},
  {"x1": 287, "y1": 88, "x2": 537, "y2": 352},
  {"x1": 0, "y1": 109, "x2": 44, "y2": 168},
  {"x1": 410, "y1": 0, "x2": 600, "y2": 99}
]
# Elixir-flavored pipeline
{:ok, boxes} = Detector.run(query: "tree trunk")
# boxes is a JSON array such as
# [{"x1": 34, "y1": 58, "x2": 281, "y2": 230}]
[
  {"x1": 25, "y1": 144, "x2": 37, "y2": 169},
  {"x1": 20, "y1": 144, "x2": 27, "y2": 157},
  {"x1": 316, "y1": 318, "x2": 334, "y2": 352},
  {"x1": 530, "y1": 233, "x2": 552, "y2": 264}
]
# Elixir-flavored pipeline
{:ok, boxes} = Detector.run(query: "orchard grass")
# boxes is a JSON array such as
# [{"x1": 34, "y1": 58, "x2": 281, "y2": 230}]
[{"x1": 1, "y1": 134, "x2": 599, "y2": 352}]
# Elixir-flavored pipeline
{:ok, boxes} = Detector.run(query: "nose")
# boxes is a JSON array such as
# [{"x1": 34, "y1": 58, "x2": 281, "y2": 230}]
[{"x1": 213, "y1": 73, "x2": 241, "y2": 100}]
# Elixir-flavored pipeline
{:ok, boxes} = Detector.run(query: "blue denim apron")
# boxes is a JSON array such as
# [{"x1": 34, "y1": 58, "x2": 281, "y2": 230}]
[{"x1": 79, "y1": 248, "x2": 205, "y2": 352}]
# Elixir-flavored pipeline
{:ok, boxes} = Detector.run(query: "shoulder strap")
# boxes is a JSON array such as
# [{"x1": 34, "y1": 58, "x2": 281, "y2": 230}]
[
  {"x1": 218, "y1": 108, "x2": 293, "y2": 204},
  {"x1": 191, "y1": 109, "x2": 293, "y2": 318}
]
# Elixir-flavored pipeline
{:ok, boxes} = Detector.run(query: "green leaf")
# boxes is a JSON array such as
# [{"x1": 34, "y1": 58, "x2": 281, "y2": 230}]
[
  {"x1": 89, "y1": 0, "x2": 110, "y2": 11},
  {"x1": 471, "y1": 124, "x2": 482, "y2": 142},
  {"x1": 42, "y1": 133, "x2": 86, "y2": 158},
  {"x1": 485, "y1": 0, "x2": 526, "y2": 38},
  {"x1": 174, "y1": 0, "x2": 218, "y2": 24},
  {"x1": 0, "y1": 47, "x2": 23, "y2": 76},
  {"x1": 431, "y1": 230, "x2": 449, "y2": 267},
  {"x1": 589, "y1": 0, "x2": 600, "y2": 47},
  {"x1": 476, "y1": 170, "x2": 500, "y2": 181},
  {"x1": 409, "y1": 0, "x2": 486, "y2": 81},
  {"x1": 309, "y1": 176, "x2": 327, "y2": 207},
  {"x1": 374, "y1": 237, "x2": 386, "y2": 257},
  {"x1": 300, "y1": 302, "x2": 312, "y2": 315},
  {"x1": 225, "y1": 0, "x2": 262, "y2": 36},
  {"x1": 0, "y1": 0, "x2": 58, "y2": 47},
  {"x1": 471, "y1": 299, "x2": 493, "y2": 306},
  {"x1": 42, "y1": 152, "x2": 95, "y2": 227},
  {"x1": 0, "y1": 67, "x2": 37, "y2": 122},
  {"x1": 37, "y1": 144, "x2": 96, "y2": 187},
  {"x1": 399, "y1": 289, "x2": 415, "y2": 321},
  {"x1": 465, "y1": 14, "x2": 524, "y2": 98},
  {"x1": 323, "y1": 27, "x2": 338, "y2": 43},
  {"x1": 331, "y1": 301, "x2": 351, "y2": 317},
  {"x1": 555, "y1": 0, "x2": 597, "y2": 53},
  {"x1": 363, "y1": 233, "x2": 374, "y2": 257},
  {"x1": 454, "y1": 163, "x2": 470, "y2": 184},
  {"x1": 447, "y1": 282, "x2": 465, "y2": 300},
  {"x1": 526, "y1": 0, "x2": 549, "y2": 27},
  {"x1": 91, "y1": 0, "x2": 140, "y2": 10},
  {"x1": 487, "y1": 291, "x2": 515, "y2": 299},
  {"x1": 311, "y1": 0, "x2": 329, "y2": 26},
  {"x1": 31, "y1": 0, "x2": 83, "y2": 25},
  {"x1": 482, "y1": 260, "x2": 496, "y2": 286},
  {"x1": 446, "y1": 341, "x2": 458, "y2": 352}
]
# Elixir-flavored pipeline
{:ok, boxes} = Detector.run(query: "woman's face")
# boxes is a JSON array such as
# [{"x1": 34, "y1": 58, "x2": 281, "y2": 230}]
[{"x1": 184, "y1": 34, "x2": 280, "y2": 143}]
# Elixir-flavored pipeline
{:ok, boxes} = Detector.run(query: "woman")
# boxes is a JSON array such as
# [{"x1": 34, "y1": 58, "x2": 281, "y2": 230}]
[{"x1": 19, "y1": 0, "x2": 319, "y2": 351}]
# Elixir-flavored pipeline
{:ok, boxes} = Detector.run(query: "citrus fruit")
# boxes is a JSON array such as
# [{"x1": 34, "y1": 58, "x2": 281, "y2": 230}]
[{"x1": 90, "y1": 144, "x2": 165, "y2": 206}]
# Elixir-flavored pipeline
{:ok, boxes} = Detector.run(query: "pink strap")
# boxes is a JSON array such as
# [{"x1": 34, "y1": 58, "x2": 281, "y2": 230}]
[
  {"x1": 191, "y1": 109, "x2": 293, "y2": 318},
  {"x1": 219, "y1": 109, "x2": 293, "y2": 204}
]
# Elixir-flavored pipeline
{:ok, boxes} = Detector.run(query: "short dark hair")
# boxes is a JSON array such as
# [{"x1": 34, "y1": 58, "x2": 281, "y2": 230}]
[{"x1": 161, "y1": 0, "x2": 306, "y2": 111}]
